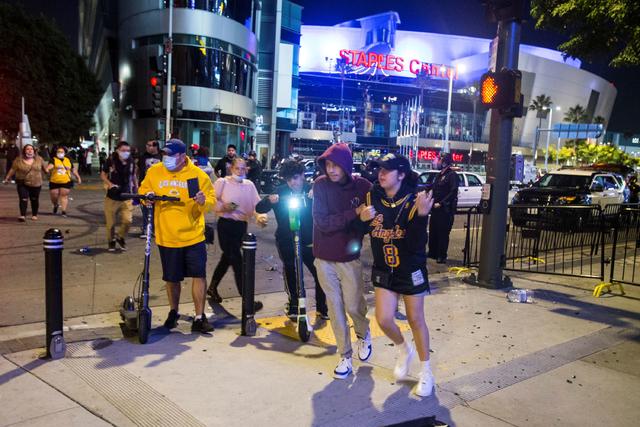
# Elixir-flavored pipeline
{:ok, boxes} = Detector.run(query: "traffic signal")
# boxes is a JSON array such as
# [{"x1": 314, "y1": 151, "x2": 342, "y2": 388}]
[
  {"x1": 174, "y1": 86, "x2": 183, "y2": 117},
  {"x1": 479, "y1": 69, "x2": 523, "y2": 116},
  {"x1": 151, "y1": 74, "x2": 163, "y2": 116}
]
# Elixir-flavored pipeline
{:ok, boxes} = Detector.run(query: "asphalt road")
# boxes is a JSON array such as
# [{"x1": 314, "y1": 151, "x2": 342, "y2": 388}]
[{"x1": 0, "y1": 179, "x2": 472, "y2": 327}]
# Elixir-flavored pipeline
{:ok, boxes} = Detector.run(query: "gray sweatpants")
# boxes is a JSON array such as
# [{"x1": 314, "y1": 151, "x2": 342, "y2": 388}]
[{"x1": 314, "y1": 258, "x2": 370, "y2": 358}]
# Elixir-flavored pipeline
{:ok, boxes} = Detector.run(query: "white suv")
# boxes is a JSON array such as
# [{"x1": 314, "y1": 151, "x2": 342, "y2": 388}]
[{"x1": 418, "y1": 171, "x2": 485, "y2": 208}]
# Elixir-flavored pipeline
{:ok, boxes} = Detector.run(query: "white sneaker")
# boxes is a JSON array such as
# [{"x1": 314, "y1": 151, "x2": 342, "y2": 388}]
[
  {"x1": 414, "y1": 367, "x2": 435, "y2": 397},
  {"x1": 333, "y1": 357, "x2": 353, "y2": 379},
  {"x1": 393, "y1": 341, "x2": 416, "y2": 380},
  {"x1": 357, "y1": 331, "x2": 372, "y2": 361}
]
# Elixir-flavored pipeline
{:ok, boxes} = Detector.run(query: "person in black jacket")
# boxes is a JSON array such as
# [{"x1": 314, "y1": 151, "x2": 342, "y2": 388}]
[
  {"x1": 246, "y1": 150, "x2": 262, "y2": 193},
  {"x1": 358, "y1": 153, "x2": 436, "y2": 397},
  {"x1": 428, "y1": 152, "x2": 459, "y2": 264},
  {"x1": 255, "y1": 160, "x2": 328, "y2": 319},
  {"x1": 214, "y1": 144, "x2": 237, "y2": 178}
]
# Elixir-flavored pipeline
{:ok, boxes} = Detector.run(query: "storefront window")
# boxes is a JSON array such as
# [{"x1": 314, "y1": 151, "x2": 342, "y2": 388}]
[{"x1": 176, "y1": 120, "x2": 251, "y2": 158}]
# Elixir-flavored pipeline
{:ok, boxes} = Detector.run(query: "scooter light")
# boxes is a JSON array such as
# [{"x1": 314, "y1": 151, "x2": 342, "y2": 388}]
[{"x1": 288, "y1": 197, "x2": 301, "y2": 209}]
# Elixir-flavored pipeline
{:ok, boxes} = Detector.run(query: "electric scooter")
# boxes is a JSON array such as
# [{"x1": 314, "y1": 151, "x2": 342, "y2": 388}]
[
  {"x1": 119, "y1": 193, "x2": 179, "y2": 344},
  {"x1": 288, "y1": 195, "x2": 312, "y2": 342}
]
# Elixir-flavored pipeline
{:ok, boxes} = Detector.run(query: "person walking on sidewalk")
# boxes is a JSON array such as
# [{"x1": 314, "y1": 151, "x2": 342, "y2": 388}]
[
  {"x1": 139, "y1": 139, "x2": 216, "y2": 333},
  {"x1": 5, "y1": 142, "x2": 19, "y2": 182},
  {"x1": 208, "y1": 158, "x2": 268, "y2": 311},
  {"x1": 246, "y1": 150, "x2": 262, "y2": 193},
  {"x1": 47, "y1": 146, "x2": 82, "y2": 217},
  {"x1": 137, "y1": 140, "x2": 163, "y2": 238},
  {"x1": 358, "y1": 153, "x2": 436, "y2": 397},
  {"x1": 428, "y1": 152, "x2": 458, "y2": 264},
  {"x1": 3, "y1": 144, "x2": 48, "y2": 222},
  {"x1": 312, "y1": 142, "x2": 373, "y2": 379},
  {"x1": 101, "y1": 141, "x2": 137, "y2": 252},
  {"x1": 214, "y1": 144, "x2": 237, "y2": 178},
  {"x1": 255, "y1": 160, "x2": 328, "y2": 320}
]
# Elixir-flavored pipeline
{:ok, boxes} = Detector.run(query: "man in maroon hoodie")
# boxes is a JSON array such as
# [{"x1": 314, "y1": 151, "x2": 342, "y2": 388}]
[{"x1": 313, "y1": 143, "x2": 373, "y2": 379}]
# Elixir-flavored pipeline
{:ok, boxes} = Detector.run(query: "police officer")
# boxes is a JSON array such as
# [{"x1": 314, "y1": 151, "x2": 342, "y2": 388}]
[{"x1": 428, "y1": 152, "x2": 459, "y2": 264}]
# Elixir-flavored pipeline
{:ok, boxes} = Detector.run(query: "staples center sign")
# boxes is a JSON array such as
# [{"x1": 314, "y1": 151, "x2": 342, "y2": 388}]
[{"x1": 339, "y1": 49, "x2": 458, "y2": 79}]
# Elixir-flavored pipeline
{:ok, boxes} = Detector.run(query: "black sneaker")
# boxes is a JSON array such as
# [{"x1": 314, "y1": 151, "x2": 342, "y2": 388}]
[
  {"x1": 254, "y1": 301, "x2": 264, "y2": 312},
  {"x1": 53, "y1": 205, "x2": 59, "y2": 215},
  {"x1": 108, "y1": 240, "x2": 117, "y2": 252},
  {"x1": 191, "y1": 314, "x2": 214, "y2": 333},
  {"x1": 207, "y1": 286, "x2": 223, "y2": 304},
  {"x1": 164, "y1": 309, "x2": 179, "y2": 329},
  {"x1": 61, "y1": 211, "x2": 67, "y2": 218},
  {"x1": 317, "y1": 311, "x2": 330, "y2": 321},
  {"x1": 115, "y1": 237, "x2": 127, "y2": 251}
]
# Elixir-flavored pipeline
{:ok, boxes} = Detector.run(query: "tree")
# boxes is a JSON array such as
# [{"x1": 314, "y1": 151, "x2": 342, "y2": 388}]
[
  {"x1": 564, "y1": 104, "x2": 588, "y2": 123},
  {"x1": 528, "y1": 94, "x2": 553, "y2": 165},
  {"x1": 531, "y1": 0, "x2": 640, "y2": 67},
  {"x1": 0, "y1": 4, "x2": 101, "y2": 145}
]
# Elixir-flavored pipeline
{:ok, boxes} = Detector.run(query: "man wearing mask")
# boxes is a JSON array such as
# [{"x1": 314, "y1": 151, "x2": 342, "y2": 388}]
[
  {"x1": 428, "y1": 152, "x2": 459, "y2": 264},
  {"x1": 137, "y1": 140, "x2": 163, "y2": 238},
  {"x1": 214, "y1": 144, "x2": 237, "y2": 178},
  {"x1": 313, "y1": 142, "x2": 373, "y2": 379},
  {"x1": 139, "y1": 139, "x2": 216, "y2": 333},
  {"x1": 246, "y1": 150, "x2": 262, "y2": 193},
  {"x1": 101, "y1": 141, "x2": 137, "y2": 251}
]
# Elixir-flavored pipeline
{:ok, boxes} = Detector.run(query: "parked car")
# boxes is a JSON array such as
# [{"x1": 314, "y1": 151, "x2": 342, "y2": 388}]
[
  {"x1": 511, "y1": 169, "x2": 625, "y2": 207},
  {"x1": 510, "y1": 169, "x2": 625, "y2": 230},
  {"x1": 418, "y1": 170, "x2": 485, "y2": 208}
]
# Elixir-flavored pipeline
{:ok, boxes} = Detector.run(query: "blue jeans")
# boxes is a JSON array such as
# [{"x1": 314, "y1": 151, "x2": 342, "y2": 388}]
[{"x1": 140, "y1": 204, "x2": 154, "y2": 235}]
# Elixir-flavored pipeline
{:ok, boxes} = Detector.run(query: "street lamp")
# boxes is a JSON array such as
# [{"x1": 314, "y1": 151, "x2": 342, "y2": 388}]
[
  {"x1": 442, "y1": 64, "x2": 463, "y2": 153},
  {"x1": 543, "y1": 105, "x2": 561, "y2": 169}
]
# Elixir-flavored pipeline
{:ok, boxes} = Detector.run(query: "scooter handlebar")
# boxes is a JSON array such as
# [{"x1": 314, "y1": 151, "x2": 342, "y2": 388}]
[{"x1": 120, "y1": 193, "x2": 181, "y2": 202}]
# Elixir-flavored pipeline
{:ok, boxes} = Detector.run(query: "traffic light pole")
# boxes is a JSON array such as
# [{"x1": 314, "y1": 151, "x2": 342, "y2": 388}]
[
  {"x1": 476, "y1": 19, "x2": 521, "y2": 288},
  {"x1": 164, "y1": 1, "x2": 173, "y2": 141}
]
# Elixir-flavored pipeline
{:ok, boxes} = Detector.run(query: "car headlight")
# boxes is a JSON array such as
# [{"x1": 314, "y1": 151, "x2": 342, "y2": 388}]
[{"x1": 557, "y1": 196, "x2": 576, "y2": 204}]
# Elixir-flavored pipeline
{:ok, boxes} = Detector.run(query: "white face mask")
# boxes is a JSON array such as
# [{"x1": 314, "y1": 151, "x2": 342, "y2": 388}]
[
  {"x1": 118, "y1": 151, "x2": 130, "y2": 160},
  {"x1": 232, "y1": 174, "x2": 244, "y2": 183},
  {"x1": 163, "y1": 155, "x2": 178, "y2": 171},
  {"x1": 56, "y1": 153, "x2": 65, "y2": 159}
]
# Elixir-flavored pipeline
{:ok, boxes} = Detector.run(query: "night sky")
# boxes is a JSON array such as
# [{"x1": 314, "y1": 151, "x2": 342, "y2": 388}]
[{"x1": 299, "y1": 0, "x2": 638, "y2": 134}]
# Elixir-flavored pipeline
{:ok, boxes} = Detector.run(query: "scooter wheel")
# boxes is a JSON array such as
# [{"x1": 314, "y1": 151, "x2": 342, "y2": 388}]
[
  {"x1": 297, "y1": 317, "x2": 311, "y2": 343},
  {"x1": 138, "y1": 309, "x2": 151, "y2": 344}
]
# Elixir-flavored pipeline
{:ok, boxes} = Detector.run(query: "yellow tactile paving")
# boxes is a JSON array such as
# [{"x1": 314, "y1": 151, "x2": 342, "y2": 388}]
[{"x1": 257, "y1": 313, "x2": 412, "y2": 347}]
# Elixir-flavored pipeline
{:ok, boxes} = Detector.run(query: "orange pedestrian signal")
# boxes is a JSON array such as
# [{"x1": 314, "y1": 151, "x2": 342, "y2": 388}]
[
  {"x1": 479, "y1": 69, "x2": 523, "y2": 116},
  {"x1": 481, "y1": 75, "x2": 499, "y2": 105}
]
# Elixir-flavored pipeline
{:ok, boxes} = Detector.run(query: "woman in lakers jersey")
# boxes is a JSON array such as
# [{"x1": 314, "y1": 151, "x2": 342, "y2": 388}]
[{"x1": 358, "y1": 153, "x2": 435, "y2": 397}]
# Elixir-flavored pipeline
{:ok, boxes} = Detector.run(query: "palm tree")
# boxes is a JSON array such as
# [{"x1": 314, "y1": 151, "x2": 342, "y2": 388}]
[
  {"x1": 528, "y1": 94, "x2": 552, "y2": 165},
  {"x1": 564, "y1": 104, "x2": 588, "y2": 123}
]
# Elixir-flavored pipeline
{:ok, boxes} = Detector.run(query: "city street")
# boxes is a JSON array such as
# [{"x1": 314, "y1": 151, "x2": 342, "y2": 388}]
[
  {"x1": 1, "y1": 177, "x2": 639, "y2": 426},
  {"x1": 0, "y1": 178, "x2": 464, "y2": 327}
]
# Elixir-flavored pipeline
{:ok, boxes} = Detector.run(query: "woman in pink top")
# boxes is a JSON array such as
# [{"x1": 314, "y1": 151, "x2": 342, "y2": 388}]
[{"x1": 208, "y1": 158, "x2": 268, "y2": 311}]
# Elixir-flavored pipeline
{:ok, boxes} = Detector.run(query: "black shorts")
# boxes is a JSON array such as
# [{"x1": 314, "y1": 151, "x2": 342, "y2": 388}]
[
  {"x1": 158, "y1": 241, "x2": 207, "y2": 283},
  {"x1": 49, "y1": 181, "x2": 73, "y2": 190}
]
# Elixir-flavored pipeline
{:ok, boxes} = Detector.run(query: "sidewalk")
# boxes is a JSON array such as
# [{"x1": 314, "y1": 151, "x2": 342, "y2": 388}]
[{"x1": 1, "y1": 271, "x2": 639, "y2": 426}]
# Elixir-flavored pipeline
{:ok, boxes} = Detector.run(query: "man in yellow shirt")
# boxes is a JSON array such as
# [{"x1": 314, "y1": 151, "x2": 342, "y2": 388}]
[{"x1": 139, "y1": 139, "x2": 216, "y2": 333}]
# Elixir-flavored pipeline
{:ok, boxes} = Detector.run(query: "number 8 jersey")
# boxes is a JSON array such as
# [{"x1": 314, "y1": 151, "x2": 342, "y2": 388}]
[{"x1": 362, "y1": 185, "x2": 430, "y2": 295}]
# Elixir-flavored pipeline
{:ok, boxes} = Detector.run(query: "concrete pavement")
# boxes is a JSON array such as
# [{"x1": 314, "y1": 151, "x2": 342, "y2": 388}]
[{"x1": 0, "y1": 177, "x2": 639, "y2": 426}]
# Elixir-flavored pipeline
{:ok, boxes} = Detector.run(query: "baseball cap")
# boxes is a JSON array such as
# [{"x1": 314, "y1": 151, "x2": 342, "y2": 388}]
[
  {"x1": 162, "y1": 139, "x2": 186, "y2": 155},
  {"x1": 375, "y1": 153, "x2": 411, "y2": 173}
]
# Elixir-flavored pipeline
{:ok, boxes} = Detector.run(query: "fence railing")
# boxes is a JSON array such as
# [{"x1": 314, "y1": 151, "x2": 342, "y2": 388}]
[{"x1": 462, "y1": 203, "x2": 640, "y2": 286}]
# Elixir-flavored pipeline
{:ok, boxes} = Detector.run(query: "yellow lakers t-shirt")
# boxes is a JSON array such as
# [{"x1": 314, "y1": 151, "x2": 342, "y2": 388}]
[{"x1": 50, "y1": 157, "x2": 72, "y2": 184}]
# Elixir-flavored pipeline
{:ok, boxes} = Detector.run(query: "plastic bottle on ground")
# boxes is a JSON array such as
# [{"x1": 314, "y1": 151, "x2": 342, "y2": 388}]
[{"x1": 506, "y1": 288, "x2": 534, "y2": 303}]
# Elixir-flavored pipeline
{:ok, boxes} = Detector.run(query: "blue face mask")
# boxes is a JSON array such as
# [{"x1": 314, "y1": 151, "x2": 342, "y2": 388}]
[{"x1": 163, "y1": 155, "x2": 178, "y2": 171}]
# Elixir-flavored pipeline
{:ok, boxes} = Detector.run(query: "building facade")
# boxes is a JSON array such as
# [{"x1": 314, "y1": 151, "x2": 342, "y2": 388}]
[{"x1": 291, "y1": 12, "x2": 617, "y2": 167}]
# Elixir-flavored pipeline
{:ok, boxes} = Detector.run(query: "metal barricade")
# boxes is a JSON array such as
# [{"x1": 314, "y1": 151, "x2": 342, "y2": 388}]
[
  {"x1": 505, "y1": 205, "x2": 605, "y2": 280},
  {"x1": 607, "y1": 204, "x2": 640, "y2": 286}
]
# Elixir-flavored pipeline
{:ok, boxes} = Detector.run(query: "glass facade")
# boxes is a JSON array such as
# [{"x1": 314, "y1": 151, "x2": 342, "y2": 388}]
[
  {"x1": 177, "y1": 120, "x2": 251, "y2": 158},
  {"x1": 172, "y1": 45, "x2": 254, "y2": 97},
  {"x1": 163, "y1": 0, "x2": 253, "y2": 29}
]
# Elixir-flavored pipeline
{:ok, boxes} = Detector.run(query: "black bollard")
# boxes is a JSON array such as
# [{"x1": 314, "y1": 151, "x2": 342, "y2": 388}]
[
  {"x1": 43, "y1": 228, "x2": 66, "y2": 359},
  {"x1": 241, "y1": 233, "x2": 257, "y2": 336}
]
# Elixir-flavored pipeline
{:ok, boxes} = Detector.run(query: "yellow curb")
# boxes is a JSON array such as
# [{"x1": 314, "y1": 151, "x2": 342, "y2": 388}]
[{"x1": 257, "y1": 313, "x2": 411, "y2": 347}]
